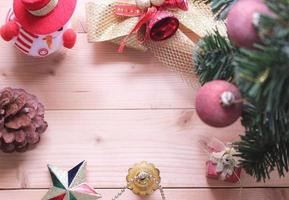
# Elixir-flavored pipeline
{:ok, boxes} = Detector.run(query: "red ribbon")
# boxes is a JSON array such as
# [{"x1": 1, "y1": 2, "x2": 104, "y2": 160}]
[
  {"x1": 113, "y1": 5, "x2": 158, "y2": 53},
  {"x1": 113, "y1": 1, "x2": 187, "y2": 52}
]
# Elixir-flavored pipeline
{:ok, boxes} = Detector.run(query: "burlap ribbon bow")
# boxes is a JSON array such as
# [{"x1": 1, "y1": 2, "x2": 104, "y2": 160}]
[{"x1": 86, "y1": 0, "x2": 226, "y2": 81}]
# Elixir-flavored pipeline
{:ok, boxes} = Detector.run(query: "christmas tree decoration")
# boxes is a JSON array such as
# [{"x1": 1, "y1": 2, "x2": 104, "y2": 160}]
[
  {"x1": 0, "y1": 0, "x2": 77, "y2": 57},
  {"x1": 193, "y1": 0, "x2": 289, "y2": 181},
  {"x1": 42, "y1": 161, "x2": 101, "y2": 200},
  {"x1": 111, "y1": 0, "x2": 186, "y2": 52},
  {"x1": 207, "y1": 146, "x2": 241, "y2": 183},
  {"x1": 0, "y1": 87, "x2": 48, "y2": 153},
  {"x1": 86, "y1": 0, "x2": 226, "y2": 81},
  {"x1": 201, "y1": 137, "x2": 242, "y2": 183},
  {"x1": 196, "y1": 80, "x2": 242, "y2": 128},
  {"x1": 193, "y1": 29, "x2": 236, "y2": 85},
  {"x1": 227, "y1": 0, "x2": 273, "y2": 49},
  {"x1": 111, "y1": 161, "x2": 166, "y2": 200},
  {"x1": 146, "y1": 10, "x2": 179, "y2": 42}
]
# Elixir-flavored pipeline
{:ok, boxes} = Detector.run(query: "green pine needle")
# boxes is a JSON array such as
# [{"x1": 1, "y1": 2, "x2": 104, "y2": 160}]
[
  {"x1": 193, "y1": 30, "x2": 236, "y2": 85},
  {"x1": 256, "y1": 0, "x2": 289, "y2": 46},
  {"x1": 235, "y1": 105, "x2": 289, "y2": 181},
  {"x1": 233, "y1": 0, "x2": 289, "y2": 180},
  {"x1": 194, "y1": 0, "x2": 289, "y2": 181},
  {"x1": 193, "y1": 0, "x2": 289, "y2": 181}
]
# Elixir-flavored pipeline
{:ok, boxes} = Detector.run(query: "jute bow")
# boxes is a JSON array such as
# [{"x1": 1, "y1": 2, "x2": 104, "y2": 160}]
[{"x1": 86, "y1": 0, "x2": 226, "y2": 81}]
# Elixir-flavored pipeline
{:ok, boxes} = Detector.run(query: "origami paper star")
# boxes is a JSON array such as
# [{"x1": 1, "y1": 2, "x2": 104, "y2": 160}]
[{"x1": 42, "y1": 161, "x2": 101, "y2": 200}]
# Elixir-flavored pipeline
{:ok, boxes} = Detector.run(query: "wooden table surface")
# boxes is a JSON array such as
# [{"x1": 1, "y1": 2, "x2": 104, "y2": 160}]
[{"x1": 0, "y1": 1, "x2": 288, "y2": 200}]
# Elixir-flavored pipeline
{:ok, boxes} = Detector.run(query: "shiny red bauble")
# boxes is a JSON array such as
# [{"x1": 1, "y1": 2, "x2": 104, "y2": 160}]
[
  {"x1": 227, "y1": 0, "x2": 272, "y2": 49},
  {"x1": 148, "y1": 11, "x2": 179, "y2": 41},
  {"x1": 196, "y1": 80, "x2": 242, "y2": 128}
]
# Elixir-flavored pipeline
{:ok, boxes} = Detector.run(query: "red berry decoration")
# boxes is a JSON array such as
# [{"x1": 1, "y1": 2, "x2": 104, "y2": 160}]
[
  {"x1": 63, "y1": 29, "x2": 77, "y2": 49},
  {"x1": 196, "y1": 80, "x2": 242, "y2": 128},
  {"x1": 227, "y1": 0, "x2": 273, "y2": 49},
  {"x1": 0, "y1": 21, "x2": 20, "y2": 41}
]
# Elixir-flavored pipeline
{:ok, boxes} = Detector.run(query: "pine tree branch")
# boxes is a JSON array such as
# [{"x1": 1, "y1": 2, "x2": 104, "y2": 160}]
[
  {"x1": 255, "y1": 0, "x2": 289, "y2": 46},
  {"x1": 234, "y1": 44, "x2": 289, "y2": 113},
  {"x1": 235, "y1": 104, "x2": 289, "y2": 181},
  {"x1": 193, "y1": 0, "x2": 289, "y2": 181},
  {"x1": 193, "y1": 30, "x2": 236, "y2": 84},
  {"x1": 230, "y1": 0, "x2": 289, "y2": 181}
]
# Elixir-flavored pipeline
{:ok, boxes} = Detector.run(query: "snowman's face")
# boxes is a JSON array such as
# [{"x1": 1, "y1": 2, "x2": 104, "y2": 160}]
[
  {"x1": 41, "y1": 22, "x2": 69, "y2": 38},
  {"x1": 38, "y1": 22, "x2": 70, "y2": 50}
]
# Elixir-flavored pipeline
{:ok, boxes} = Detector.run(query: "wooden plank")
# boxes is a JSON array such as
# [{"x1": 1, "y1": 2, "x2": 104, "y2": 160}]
[
  {"x1": 0, "y1": 110, "x2": 288, "y2": 189},
  {"x1": 0, "y1": 34, "x2": 197, "y2": 110},
  {"x1": 0, "y1": 2, "x2": 10, "y2": 22},
  {"x1": 0, "y1": 188, "x2": 288, "y2": 200},
  {"x1": 0, "y1": 1, "x2": 198, "y2": 110}
]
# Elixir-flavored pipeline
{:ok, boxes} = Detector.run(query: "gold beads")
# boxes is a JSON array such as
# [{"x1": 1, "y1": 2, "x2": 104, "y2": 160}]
[
  {"x1": 127, "y1": 161, "x2": 161, "y2": 196},
  {"x1": 135, "y1": 0, "x2": 165, "y2": 8},
  {"x1": 135, "y1": 0, "x2": 151, "y2": 8},
  {"x1": 151, "y1": 0, "x2": 165, "y2": 6}
]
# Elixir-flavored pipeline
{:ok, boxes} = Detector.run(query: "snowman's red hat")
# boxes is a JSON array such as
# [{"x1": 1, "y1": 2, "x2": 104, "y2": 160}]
[{"x1": 13, "y1": 0, "x2": 77, "y2": 35}]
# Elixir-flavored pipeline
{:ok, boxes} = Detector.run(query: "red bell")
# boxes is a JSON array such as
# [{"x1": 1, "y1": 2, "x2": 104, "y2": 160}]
[
  {"x1": 147, "y1": 10, "x2": 179, "y2": 41},
  {"x1": 163, "y1": 0, "x2": 188, "y2": 11}
]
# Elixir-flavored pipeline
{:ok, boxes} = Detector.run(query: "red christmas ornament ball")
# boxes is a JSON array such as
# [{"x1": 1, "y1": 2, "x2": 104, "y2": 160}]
[
  {"x1": 196, "y1": 80, "x2": 242, "y2": 128},
  {"x1": 227, "y1": 0, "x2": 272, "y2": 49}
]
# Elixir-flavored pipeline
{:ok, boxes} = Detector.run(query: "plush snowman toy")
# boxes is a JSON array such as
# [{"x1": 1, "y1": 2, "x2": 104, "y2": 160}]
[{"x1": 0, "y1": 0, "x2": 77, "y2": 57}]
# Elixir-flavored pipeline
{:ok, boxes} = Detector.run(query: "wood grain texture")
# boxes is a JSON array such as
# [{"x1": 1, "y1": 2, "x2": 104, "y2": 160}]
[
  {"x1": 1, "y1": 0, "x2": 289, "y2": 199},
  {"x1": 0, "y1": 189, "x2": 289, "y2": 200},
  {"x1": 0, "y1": 110, "x2": 288, "y2": 189},
  {"x1": 0, "y1": 1, "x2": 198, "y2": 110},
  {"x1": 0, "y1": 34, "x2": 198, "y2": 110}
]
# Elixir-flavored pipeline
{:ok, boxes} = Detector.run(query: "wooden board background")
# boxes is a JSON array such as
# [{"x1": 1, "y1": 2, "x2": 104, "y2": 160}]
[{"x1": 0, "y1": 0, "x2": 288, "y2": 199}]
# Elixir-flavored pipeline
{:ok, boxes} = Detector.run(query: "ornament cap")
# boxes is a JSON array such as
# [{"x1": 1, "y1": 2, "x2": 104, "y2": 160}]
[{"x1": 220, "y1": 91, "x2": 236, "y2": 107}]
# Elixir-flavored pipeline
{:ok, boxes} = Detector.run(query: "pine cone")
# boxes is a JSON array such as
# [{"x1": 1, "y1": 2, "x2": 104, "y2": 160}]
[{"x1": 0, "y1": 88, "x2": 48, "y2": 153}]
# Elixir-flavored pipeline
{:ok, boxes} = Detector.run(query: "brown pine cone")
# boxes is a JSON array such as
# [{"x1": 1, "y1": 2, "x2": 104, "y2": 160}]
[{"x1": 0, "y1": 88, "x2": 48, "y2": 153}]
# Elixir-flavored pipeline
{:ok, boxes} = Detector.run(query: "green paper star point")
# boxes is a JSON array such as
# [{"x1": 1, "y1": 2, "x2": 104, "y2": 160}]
[{"x1": 42, "y1": 161, "x2": 101, "y2": 200}]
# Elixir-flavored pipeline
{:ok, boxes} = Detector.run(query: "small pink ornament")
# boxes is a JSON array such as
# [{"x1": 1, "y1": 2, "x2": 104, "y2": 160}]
[
  {"x1": 227, "y1": 0, "x2": 273, "y2": 49},
  {"x1": 207, "y1": 147, "x2": 242, "y2": 183},
  {"x1": 201, "y1": 137, "x2": 242, "y2": 183},
  {"x1": 196, "y1": 80, "x2": 242, "y2": 128}
]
